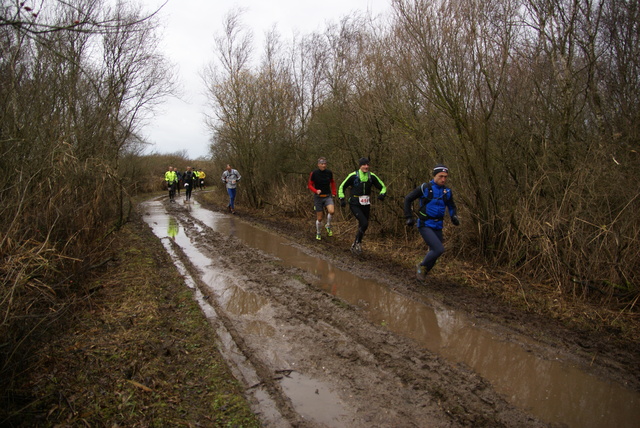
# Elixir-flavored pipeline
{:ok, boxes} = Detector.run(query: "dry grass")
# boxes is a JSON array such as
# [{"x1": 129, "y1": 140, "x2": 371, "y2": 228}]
[{"x1": 0, "y1": 215, "x2": 259, "y2": 427}]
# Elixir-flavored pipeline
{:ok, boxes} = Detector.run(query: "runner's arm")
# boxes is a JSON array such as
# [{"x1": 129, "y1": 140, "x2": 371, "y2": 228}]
[
  {"x1": 338, "y1": 173, "x2": 355, "y2": 199},
  {"x1": 403, "y1": 186, "x2": 422, "y2": 218},
  {"x1": 308, "y1": 172, "x2": 318, "y2": 194},
  {"x1": 446, "y1": 190, "x2": 458, "y2": 217}
]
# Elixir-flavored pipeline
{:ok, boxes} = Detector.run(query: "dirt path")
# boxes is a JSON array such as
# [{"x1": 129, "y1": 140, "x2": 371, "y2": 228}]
[{"x1": 145, "y1": 195, "x2": 638, "y2": 428}]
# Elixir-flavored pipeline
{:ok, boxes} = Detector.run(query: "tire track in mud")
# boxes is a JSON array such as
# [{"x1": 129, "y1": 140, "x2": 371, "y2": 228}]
[
  {"x1": 165, "y1": 201, "x2": 544, "y2": 427},
  {"x1": 163, "y1": 236, "x2": 303, "y2": 427}
]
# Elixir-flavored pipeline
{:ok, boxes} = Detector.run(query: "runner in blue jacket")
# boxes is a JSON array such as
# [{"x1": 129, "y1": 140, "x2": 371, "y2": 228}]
[{"x1": 404, "y1": 164, "x2": 460, "y2": 281}]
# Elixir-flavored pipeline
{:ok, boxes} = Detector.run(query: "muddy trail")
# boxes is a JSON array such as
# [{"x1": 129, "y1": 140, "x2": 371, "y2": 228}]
[{"x1": 141, "y1": 194, "x2": 639, "y2": 428}]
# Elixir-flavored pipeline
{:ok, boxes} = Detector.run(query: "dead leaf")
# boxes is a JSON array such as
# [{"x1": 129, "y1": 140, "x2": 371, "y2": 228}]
[{"x1": 126, "y1": 379, "x2": 152, "y2": 392}]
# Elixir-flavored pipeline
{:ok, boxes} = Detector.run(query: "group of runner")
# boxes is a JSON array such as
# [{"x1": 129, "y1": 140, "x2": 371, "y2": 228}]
[
  {"x1": 164, "y1": 166, "x2": 206, "y2": 202},
  {"x1": 308, "y1": 157, "x2": 460, "y2": 281},
  {"x1": 166, "y1": 157, "x2": 460, "y2": 281}
]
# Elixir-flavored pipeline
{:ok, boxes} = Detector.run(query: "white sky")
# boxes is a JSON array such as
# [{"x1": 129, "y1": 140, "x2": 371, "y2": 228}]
[{"x1": 140, "y1": 0, "x2": 392, "y2": 159}]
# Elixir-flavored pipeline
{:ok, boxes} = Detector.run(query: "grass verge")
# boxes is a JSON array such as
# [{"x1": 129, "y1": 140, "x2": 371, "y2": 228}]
[{"x1": 1, "y1": 213, "x2": 260, "y2": 427}]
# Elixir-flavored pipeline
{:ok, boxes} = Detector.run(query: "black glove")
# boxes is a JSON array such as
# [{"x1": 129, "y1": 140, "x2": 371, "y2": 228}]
[
  {"x1": 340, "y1": 198, "x2": 346, "y2": 207},
  {"x1": 405, "y1": 217, "x2": 415, "y2": 226},
  {"x1": 451, "y1": 215, "x2": 460, "y2": 226},
  {"x1": 377, "y1": 193, "x2": 386, "y2": 201}
]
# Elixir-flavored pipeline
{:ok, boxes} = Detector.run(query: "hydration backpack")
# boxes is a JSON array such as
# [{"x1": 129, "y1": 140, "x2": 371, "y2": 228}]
[
  {"x1": 418, "y1": 182, "x2": 450, "y2": 220},
  {"x1": 352, "y1": 170, "x2": 371, "y2": 188}
]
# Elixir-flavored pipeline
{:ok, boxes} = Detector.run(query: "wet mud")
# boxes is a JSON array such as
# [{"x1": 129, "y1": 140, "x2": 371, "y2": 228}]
[{"x1": 141, "y1": 195, "x2": 639, "y2": 428}]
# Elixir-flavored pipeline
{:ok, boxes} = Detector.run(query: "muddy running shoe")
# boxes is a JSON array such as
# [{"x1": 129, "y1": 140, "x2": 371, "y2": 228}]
[
  {"x1": 416, "y1": 264, "x2": 427, "y2": 282},
  {"x1": 325, "y1": 225, "x2": 333, "y2": 237},
  {"x1": 316, "y1": 233, "x2": 322, "y2": 241},
  {"x1": 350, "y1": 242, "x2": 362, "y2": 254}
]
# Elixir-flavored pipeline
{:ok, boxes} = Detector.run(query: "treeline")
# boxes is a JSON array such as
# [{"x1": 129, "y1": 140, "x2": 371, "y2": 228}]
[
  {"x1": 204, "y1": 0, "x2": 639, "y2": 305},
  {"x1": 0, "y1": 0, "x2": 174, "y2": 383}
]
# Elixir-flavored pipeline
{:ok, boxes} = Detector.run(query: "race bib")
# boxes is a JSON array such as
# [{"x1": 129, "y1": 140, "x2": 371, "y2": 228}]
[{"x1": 358, "y1": 195, "x2": 370, "y2": 205}]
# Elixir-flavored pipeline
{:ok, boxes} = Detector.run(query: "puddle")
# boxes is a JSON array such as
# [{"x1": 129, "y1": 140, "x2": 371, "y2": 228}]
[
  {"x1": 143, "y1": 198, "x2": 640, "y2": 428},
  {"x1": 280, "y1": 372, "x2": 348, "y2": 428},
  {"x1": 142, "y1": 200, "x2": 349, "y2": 426}
]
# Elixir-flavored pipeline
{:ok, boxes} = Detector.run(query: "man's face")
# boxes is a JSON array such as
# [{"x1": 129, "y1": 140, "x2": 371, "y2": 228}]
[
  {"x1": 434, "y1": 172, "x2": 448, "y2": 186},
  {"x1": 360, "y1": 163, "x2": 370, "y2": 172},
  {"x1": 318, "y1": 162, "x2": 327, "y2": 171}
]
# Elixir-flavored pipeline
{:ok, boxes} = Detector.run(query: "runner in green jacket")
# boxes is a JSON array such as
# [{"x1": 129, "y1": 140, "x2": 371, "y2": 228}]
[{"x1": 338, "y1": 157, "x2": 387, "y2": 254}]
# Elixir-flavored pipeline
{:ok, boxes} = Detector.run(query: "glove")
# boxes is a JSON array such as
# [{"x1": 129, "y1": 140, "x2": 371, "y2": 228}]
[
  {"x1": 377, "y1": 193, "x2": 386, "y2": 201},
  {"x1": 340, "y1": 198, "x2": 346, "y2": 207},
  {"x1": 451, "y1": 215, "x2": 460, "y2": 226},
  {"x1": 405, "y1": 217, "x2": 415, "y2": 226}
]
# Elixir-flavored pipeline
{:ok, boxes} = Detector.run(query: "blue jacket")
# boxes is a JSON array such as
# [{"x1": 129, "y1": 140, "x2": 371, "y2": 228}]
[{"x1": 404, "y1": 180, "x2": 457, "y2": 229}]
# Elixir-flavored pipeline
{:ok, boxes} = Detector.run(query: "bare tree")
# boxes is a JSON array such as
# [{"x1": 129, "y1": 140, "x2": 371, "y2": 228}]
[
  {"x1": 0, "y1": 0, "x2": 175, "y2": 384},
  {"x1": 200, "y1": 1, "x2": 638, "y2": 301}
]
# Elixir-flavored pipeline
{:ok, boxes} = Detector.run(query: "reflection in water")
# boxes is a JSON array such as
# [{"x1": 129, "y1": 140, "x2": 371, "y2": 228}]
[
  {"x1": 143, "y1": 199, "x2": 350, "y2": 426},
  {"x1": 149, "y1": 199, "x2": 640, "y2": 428},
  {"x1": 280, "y1": 372, "x2": 348, "y2": 428},
  {"x1": 244, "y1": 320, "x2": 276, "y2": 337},
  {"x1": 223, "y1": 286, "x2": 269, "y2": 316},
  {"x1": 167, "y1": 217, "x2": 179, "y2": 239}
]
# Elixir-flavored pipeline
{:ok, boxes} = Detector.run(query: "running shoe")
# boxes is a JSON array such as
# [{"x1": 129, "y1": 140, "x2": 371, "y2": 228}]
[
  {"x1": 416, "y1": 265, "x2": 427, "y2": 282},
  {"x1": 316, "y1": 234, "x2": 322, "y2": 241},
  {"x1": 325, "y1": 225, "x2": 333, "y2": 237},
  {"x1": 350, "y1": 242, "x2": 362, "y2": 254}
]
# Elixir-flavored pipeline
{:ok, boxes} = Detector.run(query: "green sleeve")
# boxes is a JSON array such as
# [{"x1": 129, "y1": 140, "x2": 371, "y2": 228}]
[{"x1": 338, "y1": 172, "x2": 355, "y2": 199}]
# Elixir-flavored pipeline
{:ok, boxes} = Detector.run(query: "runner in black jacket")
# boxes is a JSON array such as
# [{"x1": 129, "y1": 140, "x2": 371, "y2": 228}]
[
  {"x1": 308, "y1": 157, "x2": 337, "y2": 241},
  {"x1": 183, "y1": 166, "x2": 197, "y2": 202}
]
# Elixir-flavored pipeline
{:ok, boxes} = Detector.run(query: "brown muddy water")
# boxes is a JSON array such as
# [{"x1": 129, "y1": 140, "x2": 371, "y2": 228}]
[{"x1": 142, "y1": 198, "x2": 639, "y2": 428}]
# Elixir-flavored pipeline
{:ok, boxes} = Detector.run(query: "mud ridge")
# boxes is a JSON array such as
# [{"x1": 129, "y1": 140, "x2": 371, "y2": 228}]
[{"x1": 163, "y1": 200, "x2": 545, "y2": 427}]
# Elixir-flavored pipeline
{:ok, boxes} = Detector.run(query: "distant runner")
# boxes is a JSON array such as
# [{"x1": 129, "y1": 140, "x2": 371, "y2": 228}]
[
  {"x1": 308, "y1": 157, "x2": 337, "y2": 241},
  {"x1": 183, "y1": 166, "x2": 197, "y2": 202},
  {"x1": 198, "y1": 169, "x2": 206, "y2": 190},
  {"x1": 164, "y1": 166, "x2": 177, "y2": 203},
  {"x1": 221, "y1": 164, "x2": 241, "y2": 214}
]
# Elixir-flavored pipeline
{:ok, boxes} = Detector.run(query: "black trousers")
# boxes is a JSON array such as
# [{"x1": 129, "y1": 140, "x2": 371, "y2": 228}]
[{"x1": 349, "y1": 203, "x2": 370, "y2": 243}]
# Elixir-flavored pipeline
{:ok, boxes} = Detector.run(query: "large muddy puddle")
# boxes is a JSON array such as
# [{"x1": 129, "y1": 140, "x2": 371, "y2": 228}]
[{"x1": 142, "y1": 197, "x2": 639, "y2": 428}]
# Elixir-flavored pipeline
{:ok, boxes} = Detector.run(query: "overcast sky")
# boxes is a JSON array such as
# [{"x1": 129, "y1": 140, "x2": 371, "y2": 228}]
[{"x1": 139, "y1": 0, "x2": 392, "y2": 159}]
